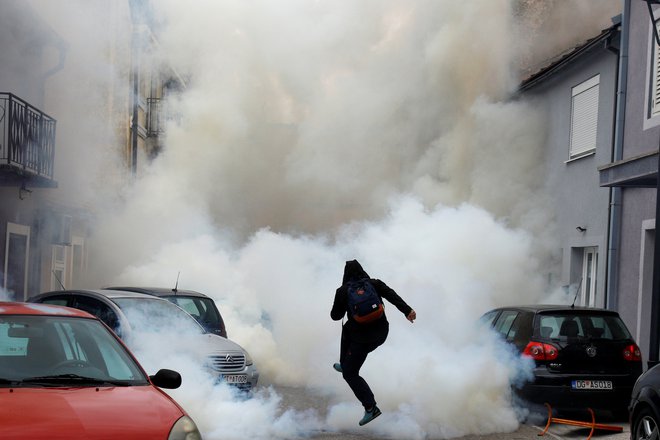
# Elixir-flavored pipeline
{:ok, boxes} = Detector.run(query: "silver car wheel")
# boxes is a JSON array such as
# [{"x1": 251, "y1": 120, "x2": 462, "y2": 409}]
[{"x1": 635, "y1": 411, "x2": 659, "y2": 440}]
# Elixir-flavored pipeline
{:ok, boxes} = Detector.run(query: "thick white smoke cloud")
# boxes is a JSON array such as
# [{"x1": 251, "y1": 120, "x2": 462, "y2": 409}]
[
  {"x1": 515, "y1": 0, "x2": 621, "y2": 75},
  {"x1": 24, "y1": 0, "x2": 131, "y2": 204},
  {"x1": 116, "y1": 196, "x2": 540, "y2": 438},
  {"x1": 175, "y1": 0, "x2": 524, "y2": 232},
  {"x1": 18, "y1": 0, "x2": 619, "y2": 438}
]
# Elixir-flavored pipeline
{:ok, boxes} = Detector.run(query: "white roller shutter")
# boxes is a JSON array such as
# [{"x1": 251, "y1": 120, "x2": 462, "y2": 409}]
[
  {"x1": 569, "y1": 75, "x2": 599, "y2": 159},
  {"x1": 652, "y1": 30, "x2": 660, "y2": 117}
]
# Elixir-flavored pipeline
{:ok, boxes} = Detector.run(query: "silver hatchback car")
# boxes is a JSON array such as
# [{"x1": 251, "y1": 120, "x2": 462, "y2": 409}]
[{"x1": 29, "y1": 289, "x2": 259, "y2": 391}]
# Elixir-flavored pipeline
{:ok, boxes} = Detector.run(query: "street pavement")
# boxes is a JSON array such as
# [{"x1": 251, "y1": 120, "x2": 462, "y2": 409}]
[
  {"x1": 273, "y1": 385, "x2": 631, "y2": 440},
  {"x1": 303, "y1": 418, "x2": 630, "y2": 440}
]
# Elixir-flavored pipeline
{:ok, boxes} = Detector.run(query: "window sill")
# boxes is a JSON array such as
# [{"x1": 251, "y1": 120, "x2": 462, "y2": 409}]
[{"x1": 565, "y1": 150, "x2": 595, "y2": 164}]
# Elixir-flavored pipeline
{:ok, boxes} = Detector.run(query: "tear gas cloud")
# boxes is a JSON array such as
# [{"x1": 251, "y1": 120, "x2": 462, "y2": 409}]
[
  {"x1": 21, "y1": 0, "x2": 619, "y2": 438},
  {"x1": 515, "y1": 0, "x2": 622, "y2": 75},
  {"x1": 119, "y1": 198, "x2": 540, "y2": 439},
  {"x1": 24, "y1": 0, "x2": 131, "y2": 204}
]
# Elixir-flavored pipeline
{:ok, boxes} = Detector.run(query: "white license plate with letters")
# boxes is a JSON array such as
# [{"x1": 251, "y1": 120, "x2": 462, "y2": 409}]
[
  {"x1": 223, "y1": 374, "x2": 248, "y2": 384},
  {"x1": 571, "y1": 380, "x2": 613, "y2": 390}
]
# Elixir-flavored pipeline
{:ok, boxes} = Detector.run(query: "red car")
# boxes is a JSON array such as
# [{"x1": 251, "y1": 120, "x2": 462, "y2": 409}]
[{"x1": 0, "y1": 302, "x2": 202, "y2": 439}]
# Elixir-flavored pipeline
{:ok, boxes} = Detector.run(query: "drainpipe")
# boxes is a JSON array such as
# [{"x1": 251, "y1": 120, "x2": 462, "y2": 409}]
[
  {"x1": 130, "y1": 32, "x2": 139, "y2": 176},
  {"x1": 129, "y1": 1, "x2": 143, "y2": 176},
  {"x1": 605, "y1": 0, "x2": 629, "y2": 311}
]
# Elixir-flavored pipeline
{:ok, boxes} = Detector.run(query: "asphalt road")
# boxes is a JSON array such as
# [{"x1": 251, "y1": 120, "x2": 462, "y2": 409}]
[
  {"x1": 305, "y1": 425, "x2": 630, "y2": 440},
  {"x1": 272, "y1": 385, "x2": 631, "y2": 440}
]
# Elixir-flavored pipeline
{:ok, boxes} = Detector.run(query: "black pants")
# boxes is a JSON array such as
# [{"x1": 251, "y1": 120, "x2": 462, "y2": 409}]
[{"x1": 339, "y1": 330, "x2": 386, "y2": 409}]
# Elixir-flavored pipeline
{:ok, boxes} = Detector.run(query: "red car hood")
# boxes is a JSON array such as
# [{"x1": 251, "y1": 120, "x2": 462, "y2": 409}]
[{"x1": 0, "y1": 386, "x2": 184, "y2": 439}]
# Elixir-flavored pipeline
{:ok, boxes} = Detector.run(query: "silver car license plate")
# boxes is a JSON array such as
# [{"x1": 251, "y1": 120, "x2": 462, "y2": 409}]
[
  {"x1": 223, "y1": 374, "x2": 248, "y2": 384},
  {"x1": 571, "y1": 380, "x2": 613, "y2": 390}
]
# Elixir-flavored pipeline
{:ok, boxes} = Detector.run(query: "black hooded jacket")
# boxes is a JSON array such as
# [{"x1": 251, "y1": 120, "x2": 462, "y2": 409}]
[{"x1": 331, "y1": 260, "x2": 413, "y2": 343}]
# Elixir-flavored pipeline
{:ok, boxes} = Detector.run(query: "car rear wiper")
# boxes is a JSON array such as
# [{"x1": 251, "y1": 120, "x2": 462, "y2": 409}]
[
  {"x1": 0, "y1": 378, "x2": 22, "y2": 386},
  {"x1": 21, "y1": 374, "x2": 132, "y2": 386}
]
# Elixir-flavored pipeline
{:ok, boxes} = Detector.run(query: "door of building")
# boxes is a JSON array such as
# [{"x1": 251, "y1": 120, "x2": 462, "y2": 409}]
[
  {"x1": 4, "y1": 223, "x2": 30, "y2": 301},
  {"x1": 581, "y1": 247, "x2": 598, "y2": 307}
]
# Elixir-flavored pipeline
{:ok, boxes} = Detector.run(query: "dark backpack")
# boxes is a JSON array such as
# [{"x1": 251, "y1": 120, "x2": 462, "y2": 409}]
[{"x1": 346, "y1": 279, "x2": 384, "y2": 324}]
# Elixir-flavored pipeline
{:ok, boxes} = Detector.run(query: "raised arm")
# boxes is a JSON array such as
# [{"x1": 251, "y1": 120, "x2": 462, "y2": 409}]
[{"x1": 371, "y1": 279, "x2": 415, "y2": 322}]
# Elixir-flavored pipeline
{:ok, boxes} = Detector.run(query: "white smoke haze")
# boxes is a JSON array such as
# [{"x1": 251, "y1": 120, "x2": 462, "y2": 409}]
[
  {"x1": 16, "y1": 0, "x2": 621, "y2": 438},
  {"x1": 515, "y1": 0, "x2": 621, "y2": 75},
  {"x1": 111, "y1": 196, "x2": 544, "y2": 438},
  {"x1": 116, "y1": 304, "x2": 325, "y2": 439},
  {"x1": 25, "y1": 0, "x2": 131, "y2": 205},
  {"x1": 145, "y1": 0, "x2": 528, "y2": 239}
]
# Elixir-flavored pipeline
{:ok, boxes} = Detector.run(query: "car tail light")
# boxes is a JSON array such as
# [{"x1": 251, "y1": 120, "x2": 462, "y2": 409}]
[
  {"x1": 523, "y1": 341, "x2": 559, "y2": 361},
  {"x1": 623, "y1": 343, "x2": 642, "y2": 362}
]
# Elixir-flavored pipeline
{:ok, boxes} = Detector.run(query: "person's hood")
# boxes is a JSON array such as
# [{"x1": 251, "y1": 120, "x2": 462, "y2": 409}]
[{"x1": 342, "y1": 259, "x2": 370, "y2": 284}]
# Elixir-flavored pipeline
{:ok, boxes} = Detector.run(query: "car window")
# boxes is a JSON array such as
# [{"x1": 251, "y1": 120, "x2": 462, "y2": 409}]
[
  {"x1": 480, "y1": 310, "x2": 500, "y2": 327},
  {"x1": 0, "y1": 315, "x2": 148, "y2": 383},
  {"x1": 168, "y1": 297, "x2": 222, "y2": 329},
  {"x1": 113, "y1": 298, "x2": 205, "y2": 335},
  {"x1": 54, "y1": 321, "x2": 89, "y2": 361},
  {"x1": 537, "y1": 313, "x2": 632, "y2": 340},
  {"x1": 38, "y1": 297, "x2": 70, "y2": 307},
  {"x1": 494, "y1": 310, "x2": 519, "y2": 337},
  {"x1": 72, "y1": 296, "x2": 121, "y2": 335},
  {"x1": 538, "y1": 315, "x2": 561, "y2": 338},
  {"x1": 169, "y1": 297, "x2": 204, "y2": 321},
  {"x1": 507, "y1": 312, "x2": 533, "y2": 350}
]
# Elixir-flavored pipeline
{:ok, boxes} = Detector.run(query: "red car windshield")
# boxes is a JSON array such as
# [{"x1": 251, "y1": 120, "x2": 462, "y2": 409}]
[{"x1": 0, "y1": 315, "x2": 148, "y2": 385}]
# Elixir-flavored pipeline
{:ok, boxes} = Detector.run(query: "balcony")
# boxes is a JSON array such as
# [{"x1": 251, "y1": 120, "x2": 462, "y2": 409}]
[{"x1": 0, "y1": 93, "x2": 57, "y2": 187}]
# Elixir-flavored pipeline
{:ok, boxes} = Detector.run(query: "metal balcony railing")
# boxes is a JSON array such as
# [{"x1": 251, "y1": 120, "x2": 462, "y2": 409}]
[{"x1": 0, "y1": 93, "x2": 56, "y2": 181}]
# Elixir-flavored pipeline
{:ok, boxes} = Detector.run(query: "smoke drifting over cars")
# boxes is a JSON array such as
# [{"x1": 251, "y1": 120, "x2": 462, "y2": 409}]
[{"x1": 20, "y1": 0, "x2": 619, "y2": 438}]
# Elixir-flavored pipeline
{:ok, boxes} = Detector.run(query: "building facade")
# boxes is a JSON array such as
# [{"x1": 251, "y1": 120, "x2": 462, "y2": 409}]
[
  {"x1": 0, "y1": 0, "x2": 175, "y2": 300},
  {"x1": 599, "y1": 0, "x2": 660, "y2": 365},
  {"x1": 517, "y1": 0, "x2": 660, "y2": 366},
  {"x1": 519, "y1": 21, "x2": 621, "y2": 312}
]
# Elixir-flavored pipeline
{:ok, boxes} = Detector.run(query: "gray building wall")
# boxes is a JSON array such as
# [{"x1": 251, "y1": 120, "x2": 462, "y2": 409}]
[
  {"x1": 608, "y1": 0, "x2": 660, "y2": 362},
  {"x1": 521, "y1": 27, "x2": 619, "y2": 311},
  {"x1": 625, "y1": 0, "x2": 660, "y2": 152},
  {"x1": 0, "y1": 1, "x2": 92, "y2": 299},
  {"x1": 0, "y1": 0, "x2": 56, "y2": 107},
  {"x1": 619, "y1": 187, "x2": 655, "y2": 356}
]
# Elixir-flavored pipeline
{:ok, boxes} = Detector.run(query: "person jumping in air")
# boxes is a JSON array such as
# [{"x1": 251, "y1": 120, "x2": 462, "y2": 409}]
[{"x1": 330, "y1": 259, "x2": 416, "y2": 426}]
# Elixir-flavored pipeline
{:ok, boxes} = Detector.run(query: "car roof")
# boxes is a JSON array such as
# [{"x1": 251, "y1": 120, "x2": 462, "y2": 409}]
[
  {"x1": 0, "y1": 301, "x2": 96, "y2": 318},
  {"x1": 488, "y1": 304, "x2": 619, "y2": 314},
  {"x1": 33, "y1": 289, "x2": 172, "y2": 302},
  {"x1": 103, "y1": 286, "x2": 210, "y2": 299}
]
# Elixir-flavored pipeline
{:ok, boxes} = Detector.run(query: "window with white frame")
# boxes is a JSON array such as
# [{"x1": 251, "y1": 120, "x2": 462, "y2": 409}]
[
  {"x1": 70, "y1": 236, "x2": 85, "y2": 288},
  {"x1": 651, "y1": 24, "x2": 660, "y2": 117},
  {"x1": 4, "y1": 223, "x2": 30, "y2": 301},
  {"x1": 51, "y1": 245, "x2": 67, "y2": 290},
  {"x1": 580, "y1": 247, "x2": 598, "y2": 307},
  {"x1": 569, "y1": 75, "x2": 600, "y2": 159}
]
